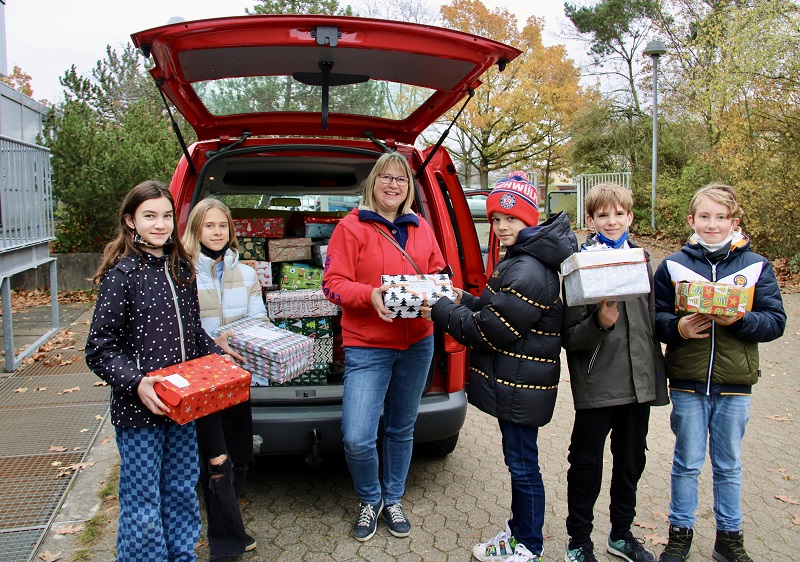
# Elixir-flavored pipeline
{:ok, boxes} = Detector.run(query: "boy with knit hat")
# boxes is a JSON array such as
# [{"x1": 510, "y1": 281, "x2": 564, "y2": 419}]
[{"x1": 432, "y1": 171, "x2": 578, "y2": 561}]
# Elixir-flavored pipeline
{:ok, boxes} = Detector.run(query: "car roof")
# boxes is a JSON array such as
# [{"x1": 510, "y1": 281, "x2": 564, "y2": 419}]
[{"x1": 131, "y1": 15, "x2": 520, "y2": 144}]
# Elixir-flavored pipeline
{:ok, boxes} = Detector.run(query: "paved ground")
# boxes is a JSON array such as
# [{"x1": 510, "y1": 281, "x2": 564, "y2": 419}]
[{"x1": 4, "y1": 242, "x2": 798, "y2": 561}]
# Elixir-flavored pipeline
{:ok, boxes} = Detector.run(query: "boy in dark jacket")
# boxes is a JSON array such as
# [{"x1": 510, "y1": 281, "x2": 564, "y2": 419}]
[
  {"x1": 432, "y1": 172, "x2": 577, "y2": 562},
  {"x1": 653, "y1": 183, "x2": 786, "y2": 562},
  {"x1": 562, "y1": 183, "x2": 667, "y2": 562}
]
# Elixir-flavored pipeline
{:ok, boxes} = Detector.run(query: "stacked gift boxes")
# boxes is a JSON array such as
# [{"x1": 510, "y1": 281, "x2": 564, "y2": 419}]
[
  {"x1": 263, "y1": 289, "x2": 340, "y2": 319},
  {"x1": 381, "y1": 273, "x2": 454, "y2": 318},
  {"x1": 268, "y1": 237, "x2": 312, "y2": 262},
  {"x1": 213, "y1": 317, "x2": 314, "y2": 385},
  {"x1": 147, "y1": 354, "x2": 252, "y2": 425},
  {"x1": 560, "y1": 247, "x2": 650, "y2": 307},
  {"x1": 274, "y1": 363, "x2": 330, "y2": 386},
  {"x1": 279, "y1": 263, "x2": 323, "y2": 290},
  {"x1": 239, "y1": 237, "x2": 267, "y2": 261},
  {"x1": 675, "y1": 281, "x2": 749, "y2": 316},
  {"x1": 240, "y1": 260, "x2": 273, "y2": 288},
  {"x1": 233, "y1": 217, "x2": 284, "y2": 239}
]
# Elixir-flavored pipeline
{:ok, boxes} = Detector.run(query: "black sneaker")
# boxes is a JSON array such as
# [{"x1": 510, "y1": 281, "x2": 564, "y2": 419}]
[
  {"x1": 353, "y1": 499, "x2": 383, "y2": 542},
  {"x1": 607, "y1": 532, "x2": 655, "y2": 562},
  {"x1": 382, "y1": 502, "x2": 411, "y2": 537},
  {"x1": 244, "y1": 534, "x2": 257, "y2": 551},
  {"x1": 712, "y1": 530, "x2": 753, "y2": 562},
  {"x1": 565, "y1": 542, "x2": 599, "y2": 562},
  {"x1": 659, "y1": 526, "x2": 693, "y2": 562}
]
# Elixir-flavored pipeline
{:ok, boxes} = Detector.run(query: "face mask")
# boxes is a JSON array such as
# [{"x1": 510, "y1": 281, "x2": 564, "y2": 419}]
[
  {"x1": 200, "y1": 241, "x2": 230, "y2": 260},
  {"x1": 595, "y1": 230, "x2": 629, "y2": 249},
  {"x1": 693, "y1": 229, "x2": 734, "y2": 253}
]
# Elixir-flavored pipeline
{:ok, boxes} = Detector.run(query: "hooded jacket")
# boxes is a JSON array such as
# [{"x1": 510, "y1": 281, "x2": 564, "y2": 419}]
[
  {"x1": 653, "y1": 230, "x2": 785, "y2": 393},
  {"x1": 194, "y1": 248, "x2": 267, "y2": 333},
  {"x1": 432, "y1": 212, "x2": 578, "y2": 427},
  {"x1": 86, "y1": 250, "x2": 221, "y2": 427},
  {"x1": 322, "y1": 207, "x2": 445, "y2": 349},
  {"x1": 562, "y1": 236, "x2": 667, "y2": 410}
]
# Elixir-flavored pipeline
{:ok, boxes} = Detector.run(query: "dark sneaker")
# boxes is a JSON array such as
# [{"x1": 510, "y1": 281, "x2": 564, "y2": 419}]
[
  {"x1": 353, "y1": 499, "x2": 383, "y2": 542},
  {"x1": 245, "y1": 534, "x2": 257, "y2": 551},
  {"x1": 607, "y1": 532, "x2": 655, "y2": 562},
  {"x1": 712, "y1": 530, "x2": 753, "y2": 562},
  {"x1": 565, "y1": 542, "x2": 598, "y2": 562},
  {"x1": 659, "y1": 526, "x2": 693, "y2": 562},
  {"x1": 382, "y1": 502, "x2": 411, "y2": 538}
]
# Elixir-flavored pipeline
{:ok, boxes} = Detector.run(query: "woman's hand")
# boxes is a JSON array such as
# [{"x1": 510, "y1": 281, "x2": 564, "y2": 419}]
[
  {"x1": 371, "y1": 284, "x2": 394, "y2": 323},
  {"x1": 214, "y1": 331, "x2": 245, "y2": 363},
  {"x1": 677, "y1": 313, "x2": 712, "y2": 339},
  {"x1": 137, "y1": 375, "x2": 170, "y2": 416}
]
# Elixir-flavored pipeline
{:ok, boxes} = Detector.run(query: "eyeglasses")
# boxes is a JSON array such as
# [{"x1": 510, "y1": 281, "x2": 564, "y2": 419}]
[{"x1": 377, "y1": 174, "x2": 409, "y2": 187}]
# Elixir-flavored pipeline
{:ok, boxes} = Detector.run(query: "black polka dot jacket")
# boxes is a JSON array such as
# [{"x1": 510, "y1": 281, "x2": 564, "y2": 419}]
[{"x1": 86, "y1": 250, "x2": 222, "y2": 427}]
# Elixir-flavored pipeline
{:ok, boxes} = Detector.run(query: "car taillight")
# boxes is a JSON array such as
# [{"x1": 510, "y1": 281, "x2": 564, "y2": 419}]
[{"x1": 443, "y1": 333, "x2": 465, "y2": 353}]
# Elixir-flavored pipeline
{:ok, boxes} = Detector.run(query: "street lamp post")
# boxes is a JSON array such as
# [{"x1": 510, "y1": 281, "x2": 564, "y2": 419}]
[{"x1": 643, "y1": 39, "x2": 666, "y2": 229}]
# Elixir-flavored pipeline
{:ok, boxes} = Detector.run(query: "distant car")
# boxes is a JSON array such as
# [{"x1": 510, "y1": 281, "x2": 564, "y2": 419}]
[
  {"x1": 132, "y1": 14, "x2": 519, "y2": 463},
  {"x1": 464, "y1": 191, "x2": 489, "y2": 221}
]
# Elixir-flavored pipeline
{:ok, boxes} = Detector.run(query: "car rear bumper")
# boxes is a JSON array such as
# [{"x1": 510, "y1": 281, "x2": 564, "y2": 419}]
[{"x1": 251, "y1": 390, "x2": 467, "y2": 455}]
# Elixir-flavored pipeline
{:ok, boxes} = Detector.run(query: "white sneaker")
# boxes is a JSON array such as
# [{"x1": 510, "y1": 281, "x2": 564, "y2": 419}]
[
  {"x1": 507, "y1": 543, "x2": 544, "y2": 562},
  {"x1": 472, "y1": 521, "x2": 518, "y2": 561}
]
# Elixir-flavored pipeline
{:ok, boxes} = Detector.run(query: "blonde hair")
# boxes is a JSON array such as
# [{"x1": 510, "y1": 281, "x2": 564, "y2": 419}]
[
  {"x1": 182, "y1": 198, "x2": 239, "y2": 261},
  {"x1": 689, "y1": 183, "x2": 742, "y2": 219},
  {"x1": 362, "y1": 152, "x2": 415, "y2": 215},
  {"x1": 585, "y1": 183, "x2": 634, "y2": 217}
]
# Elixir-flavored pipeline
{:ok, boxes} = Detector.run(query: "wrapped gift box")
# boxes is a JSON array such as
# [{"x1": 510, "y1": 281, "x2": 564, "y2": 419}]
[
  {"x1": 313, "y1": 338, "x2": 333, "y2": 363},
  {"x1": 233, "y1": 217, "x2": 284, "y2": 238},
  {"x1": 263, "y1": 289, "x2": 340, "y2": 319},
  {"x1": 675, "y1": 281, "x2": 749, "y2": 317},
  {"x1": 381, "y1": 273, "x2": 454, "y2": 319},
  {"x1": 240, "y1": 260, "x2": 273, "y2": 288},
  {"x1": 268, "y1": 237, "x2": 312, "y2": 262},
  {"x1": 147, "y1": 354, "x2": 251, "y2": 425},
  {"x1": 305, "y1": 223, "x2": 336, "y2": 239},
  {"x1": 311, "y1": 243, "x2": 328, "y2": 267},
  {"x1": 238, "y1": 237, "x2": 267, "y2": 261},
  {"x1": 279, "y1": 263, "x2": 323, "y2": 290},
  {"x1": 213, "y1": 317, "x2": 314, "y2": 384},
  {"x1": 560, "y1": 247, "x2": 650, "y2": 307},
  {"x1": 274, "y1": 363, "x2": 330, "y2": 386},
  {"x1": 273, "y1": 316, "x2": 333, "y2": 339}
]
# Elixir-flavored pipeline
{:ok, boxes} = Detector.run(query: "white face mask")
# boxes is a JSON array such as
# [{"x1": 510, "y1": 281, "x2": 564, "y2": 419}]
[{"x1": 693, "y1": 228, "x2": 735, "y2": 253}]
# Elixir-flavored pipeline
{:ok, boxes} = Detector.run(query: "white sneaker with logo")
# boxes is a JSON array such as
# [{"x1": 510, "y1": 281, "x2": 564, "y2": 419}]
[{"x1": 472, "y1": 521, "x2": 518, "y2": 561}]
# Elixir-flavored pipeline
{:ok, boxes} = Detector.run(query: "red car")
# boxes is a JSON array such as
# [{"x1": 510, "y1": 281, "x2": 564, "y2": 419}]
[{"x1": 131, "y1": 15, "x2": 519, "y2": 463}]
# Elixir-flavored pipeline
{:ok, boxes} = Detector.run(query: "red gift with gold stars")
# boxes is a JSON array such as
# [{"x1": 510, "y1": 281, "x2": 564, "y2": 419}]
[{"x1": 147, "y1": 355, "x2": 252, "y2": 425}]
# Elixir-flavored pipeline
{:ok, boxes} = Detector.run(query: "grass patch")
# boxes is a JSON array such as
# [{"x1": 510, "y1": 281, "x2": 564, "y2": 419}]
[{"x1": 74, "y1": 463, "x2": 119, "y2": 556}]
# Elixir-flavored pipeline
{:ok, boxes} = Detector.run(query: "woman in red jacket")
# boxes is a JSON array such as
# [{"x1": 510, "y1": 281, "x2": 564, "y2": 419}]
[{"x1": 322, "y1": 151, "x2": 445, "y2": 542}]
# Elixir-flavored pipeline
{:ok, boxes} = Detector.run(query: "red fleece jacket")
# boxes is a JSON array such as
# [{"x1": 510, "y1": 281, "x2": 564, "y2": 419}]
[{"x1": 322, "y1": 209, "x2": 445, "y2": 349}]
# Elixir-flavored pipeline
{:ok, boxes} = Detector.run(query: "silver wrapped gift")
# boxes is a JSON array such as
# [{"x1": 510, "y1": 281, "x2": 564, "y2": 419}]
[{"x1": 560, "y1": 247, "x2": 650, "y2": 307}]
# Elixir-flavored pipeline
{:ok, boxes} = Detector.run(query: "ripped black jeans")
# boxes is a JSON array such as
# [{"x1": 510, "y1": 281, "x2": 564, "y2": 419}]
[{"x1": 196, "y1": 402, "x2": 253, "y2": 560}]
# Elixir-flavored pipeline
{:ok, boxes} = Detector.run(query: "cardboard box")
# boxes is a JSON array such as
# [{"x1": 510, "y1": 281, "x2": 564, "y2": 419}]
[
  {"x1": 560, "y1": 248, "x2": 650, "y2": 306},
  {"x1": 381, "y1": 273, "x2": 454, "y2": 318},
  {"x1": 213, "y1": 317, "x2": 314, "y2": 384},
  {"x1": 233, "y1": 217, "x2": 284, "y2": 238},
  {"x1": 148, "y1": 355, "x2": 252, "y2": 425},
  {"x1": 238, "y1": 237, "x2": 267, "y2": 261},
  {"x1": 263, "y1": 289, "x2": 340, "y2": 319},
  {"x1": 268, "y1": 237, "x2": 312, "y2": 262},
  {"x1": 675, "y1": 281, "x2": 749, "y2": 316},
  {"x1": 279, "y1": 263, "x2": 323, "y2": 290},
  {"x1": 240, "y1": 260, "x2": 273, "y2": 288}
]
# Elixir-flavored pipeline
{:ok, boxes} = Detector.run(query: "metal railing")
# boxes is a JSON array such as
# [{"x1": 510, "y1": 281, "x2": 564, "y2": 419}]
[{"x1": 574, "y1": 172, "x2": 631, "y2": 229}]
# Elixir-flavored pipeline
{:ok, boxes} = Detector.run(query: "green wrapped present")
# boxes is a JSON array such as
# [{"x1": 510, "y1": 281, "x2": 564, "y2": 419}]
[
  {"x1": 273, "y1": 316, "x2": 333, "y2": 339},
  {"x1": 238, "y1": 237, "x2": 267, "y2": 261},
  {"x1": 280, "y1": 263, "x2": 323, "y2": 290}
]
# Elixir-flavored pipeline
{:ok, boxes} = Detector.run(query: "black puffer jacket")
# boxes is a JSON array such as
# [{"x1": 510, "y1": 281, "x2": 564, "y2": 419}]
[
  {"x1": 86, "y1": 250, "x2": 221, "y2": 428},
  {"x1": 432, "y1": 212, "x2": 577, "y2": 427}
]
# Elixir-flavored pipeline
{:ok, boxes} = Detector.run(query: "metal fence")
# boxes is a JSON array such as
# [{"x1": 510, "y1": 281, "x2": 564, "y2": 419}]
[
  {"x1": 0, "y1": 134, "x2": 54, "y2": 251},
  {"x1": 574, "y1": 172, "x2": 631, "y2": 228}
]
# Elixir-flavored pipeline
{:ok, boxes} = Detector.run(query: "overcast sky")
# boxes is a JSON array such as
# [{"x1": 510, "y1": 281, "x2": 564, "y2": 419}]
[{"x1": 5, "y1": 0, "x2": 586, "y2": 104}]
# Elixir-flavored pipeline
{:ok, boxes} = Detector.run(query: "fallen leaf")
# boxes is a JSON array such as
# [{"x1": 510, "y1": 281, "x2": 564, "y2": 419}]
[
  {"x1": 48, "y1": 446, "x2": 68, "y2": 452},
  {"x1": 79, "y1": 428, "x2": 89, "y2": 433},
  {"x1": 35, "y1": 387, "x2": 48, "y2": 392},
  {"x1": 651, "y1": 509, "x2": 669, "y2": 523},
  {"x1": 765, "y1": 414, "x2": 793, "y2": 421},
  {"x1": 634, "y1": 521, "x2": 657, "y2": 531},
  {"x1": 776, "y1": 495, "x2": 799, "y2": 505},
  {"x1": 38, "y1": 550, "x2": 63, "y2": 562},
  {"x1": 51, "y1": 461, "x2": 62, "y2": 467},
  {"x1": 793, "y1": 514, "x2": 800, "y2": 525},
  {"x1": 56, "y1": 524, "x2": 84, "y2": 535},
  {"x1": 93, "y1": 381, "x2": 108, "y2": 387},
  {"x1": 64, "y1": 462, "x2": 95, "y2": 471},
  {"x1": 645, "y1": 533, "x2": 668, "y2": 546},
  {"x1": 195, "y1": 539, "x2": 209, "y2": 549},
  {"x1": 100, "y1": 437, "x2": 111, "y2": 445},
  {"x1": 95, "y1": 415, "x2": 104, "y2": 420},
  {"x1": 58, "y1": 386, "x2": 80, "y2": 394},
  {"x1": 13, "y1": 387, "x2": 27, "y2": 393}
]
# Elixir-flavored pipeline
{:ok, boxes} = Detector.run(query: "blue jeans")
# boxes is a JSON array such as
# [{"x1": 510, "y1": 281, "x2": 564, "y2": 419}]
[
  {"x1": 668, "y1": 391, "x2": 750, "y2": 531},
  {"x1": 499, "y1": 419, "x2": 545, "y2": 555},
  {"x1": 116, "y1": 423, "x2": 200, "y2": 562},
  {"x1": 342, "y1": 335, "x2": 433, "y2": 506}
]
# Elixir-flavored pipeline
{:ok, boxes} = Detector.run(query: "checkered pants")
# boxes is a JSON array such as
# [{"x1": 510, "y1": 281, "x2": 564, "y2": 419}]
[{"x1": 116, "y1": 423, "x2": 200, "y2": 562}]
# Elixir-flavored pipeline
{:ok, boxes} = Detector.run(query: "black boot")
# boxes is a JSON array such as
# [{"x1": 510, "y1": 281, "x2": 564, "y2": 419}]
[
  {"x1": 712, "y1": 530, "x2": 752, "y2": 562},
  {"x1": 659, "y1": 526, "x2": 692, "y2": 562}
]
